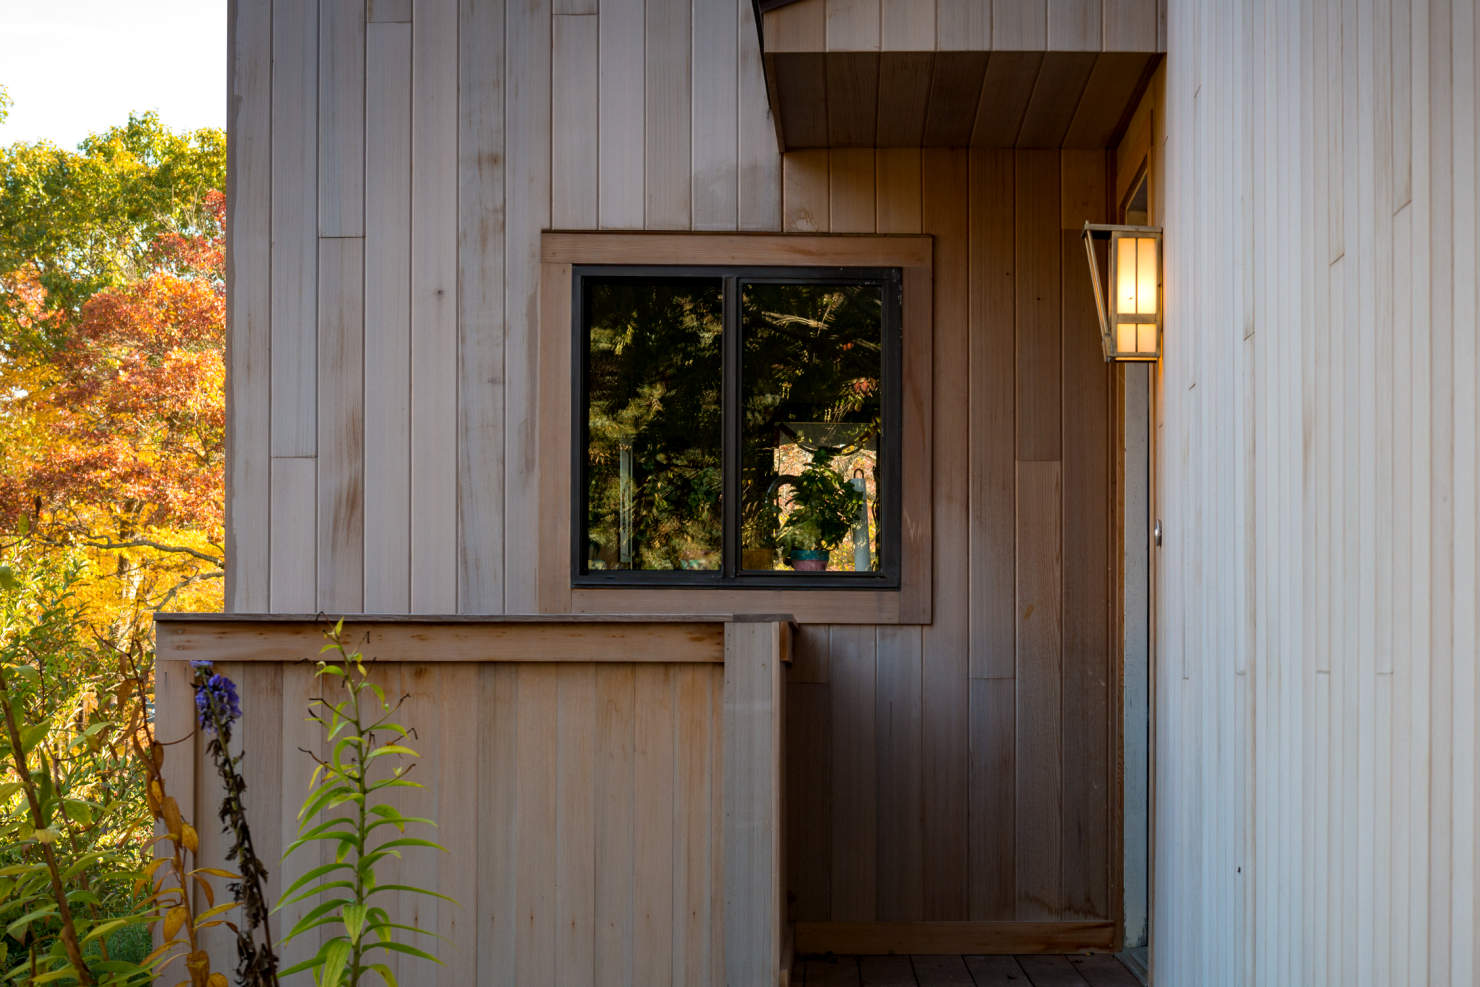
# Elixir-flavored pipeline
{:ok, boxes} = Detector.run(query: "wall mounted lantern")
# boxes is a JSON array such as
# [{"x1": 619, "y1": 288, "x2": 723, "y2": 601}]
[{"x1": 1081, "y1": 223, "x2": 1163, "y2": 362}]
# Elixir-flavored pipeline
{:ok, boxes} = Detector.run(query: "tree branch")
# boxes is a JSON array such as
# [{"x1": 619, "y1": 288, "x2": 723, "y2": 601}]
[{"x1": 76, "y1": 536, "x2": 222, "y2": 565}]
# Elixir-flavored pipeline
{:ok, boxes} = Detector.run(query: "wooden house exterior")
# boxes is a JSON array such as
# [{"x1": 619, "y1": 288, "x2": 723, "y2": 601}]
[{"x1": 156, "y1": 0, "x2": 1480, "y2": 983}]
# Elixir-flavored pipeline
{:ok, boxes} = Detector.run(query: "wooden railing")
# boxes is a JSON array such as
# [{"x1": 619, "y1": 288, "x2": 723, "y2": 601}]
[{"x1": 154, "y1": 614, "x2": 791, "y2": 986}]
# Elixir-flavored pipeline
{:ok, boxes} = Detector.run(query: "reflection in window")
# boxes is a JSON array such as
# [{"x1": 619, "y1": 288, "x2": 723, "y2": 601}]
[
  {"x1": 575, "y1": 267, "x2": 898, "y2": 585},
  {"x1": 584, "y1": 278, "x2": 724, "y2": 571},
  {"x1": 741, "y1": 283, "x2": 882, "y2": 573}
]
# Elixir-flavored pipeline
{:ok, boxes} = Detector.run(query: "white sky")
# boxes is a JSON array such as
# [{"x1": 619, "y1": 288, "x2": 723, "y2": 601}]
[{"x1": 0, "y1": 0, "x2": 226, "y2": 148}]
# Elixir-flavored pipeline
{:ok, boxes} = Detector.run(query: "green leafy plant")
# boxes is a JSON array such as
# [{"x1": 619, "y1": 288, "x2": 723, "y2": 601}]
[
  {"x1": 0, "y1": 549, "x2": 231, "y2": 986},
  {"x1": 774, "y1": 449, "x2": 865, "y2": 559},
  {"x1": 276, "y1": 623, "x2": 450, "y2": 987}
]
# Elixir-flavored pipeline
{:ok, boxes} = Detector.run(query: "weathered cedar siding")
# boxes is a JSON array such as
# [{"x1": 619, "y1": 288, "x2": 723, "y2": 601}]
[
  {"x1": 225, "y1": 0, "x2": 1119, "y2": 941},
  {"x1": 1150, "y1": 0, "x2": 1480, "y2": 983}
]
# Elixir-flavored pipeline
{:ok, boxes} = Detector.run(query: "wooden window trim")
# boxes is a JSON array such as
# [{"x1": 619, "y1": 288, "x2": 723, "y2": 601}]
[{"x1": 538, "y1": 231, "x2": 933, "y2": 624}]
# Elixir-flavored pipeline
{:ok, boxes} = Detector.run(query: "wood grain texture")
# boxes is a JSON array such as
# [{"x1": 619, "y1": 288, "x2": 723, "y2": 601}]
[
  {"x1": 875, "y1": 625, "x2": 924, "y2": 919},
  {"x1": 724, "y1": 622, "x2": 786, "y2": 986},
  {"x1": 157, "y1": 617, "x2": 728, "y2": 663},
  {"x1": 1015, "y1": 460, "x2": 1063, "y2": 920},
  {"x1": 935, "y1": 0, "x2": 992, "y2": 50},
  {"x1": 692, "y1": 0, "x2": 739, "y2": 229},
  {"x1": 920, "y1": 148, "x2": 970, "y2": 921},
  {"x1": 829, "y1": 148, "x2": 877, "y2": 232},
  {"x1": 994, "y1": 0, "x2": 1049, "y2": 48},
  {"x1": 364, "y1": 22, "x2": 412, "y2": 613},
  {"x1": 270, "y1": 0, "x2": 318, "y2": 458},
  {"x1": 1058, "y1": 149, "x2": 1112, "y2": 921},
  {"x1": 645, "y1": 0, "x2": 692, "y2": 229},
  {"x1": 599, "y1": 0, "x2": 645, "y2": 228},
  {"x1": 1014, "y1": 150, "x2": 1062, "y2": 460},
  {"x1": 315, "y1": 237, "x2": 365, "y2": 613},
  {"x1": 318, "y1": 0, "x2": 364, "y2": 236},
  {"x1": 409, "y1": 0, "x2": 459, "y2": 613},
  {"x1": 1048, "y1": 0, "x2": 1102, "y2": 51},
  {"x1": 827, "y1": 53, "x2": 881, "y2": 146},
  {"x1": 874, "y1": 52, "x2": 933, "y2": 146},
  {"x1": 775, "y1": 149, "x2": 826, "y2": 231},
  {"x1": 830, "y1": 624, "x2": 879, "y2": 920},
  {"x1": 827, "y1": 0, "x2": 881, "y2": 51},
  {"x1": 552, "y1": 14, "x2": 599, "y2": 228},
  {"x1": 226, "y1": 0, "x2": 271, "y2": 611},
  {"x1": 457, "y1": 0, "x2": 506, "y2": 613},
  {"x1": 794, "y1": 920, "x2": 1116, "y2": 954},
  {"x1": 269, "y1": 457, "x2": 316, "y2": 611},
  {"x1": 738, "y1": 0, "x2": 783, "y2": 229},
  {"x1": 968, "y1": 149, "x2": 1017, "y2": 680},
  {"x1": 881, "y1": 0, "x2": 933, "y2": 49},
  {"x1": 501, "y1": 0, "x2": 551, "y2": 611}
]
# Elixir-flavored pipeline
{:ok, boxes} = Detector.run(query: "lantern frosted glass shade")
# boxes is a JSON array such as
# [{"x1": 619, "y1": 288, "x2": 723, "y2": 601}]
[{"x1": 1082, "y1": 223, "x2": 1163, "y2": 362}]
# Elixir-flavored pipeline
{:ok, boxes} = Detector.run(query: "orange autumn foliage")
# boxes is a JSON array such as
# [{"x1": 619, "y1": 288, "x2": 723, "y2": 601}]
[{"x1": 0, "y1": 192, "x2": 225, "y2": 634}]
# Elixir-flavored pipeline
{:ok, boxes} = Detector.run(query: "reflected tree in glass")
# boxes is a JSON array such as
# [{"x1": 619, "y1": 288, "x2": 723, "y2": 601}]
[
  {"x1": 740, "y1": 282, "x2": 883, "y2": 573},
  {"x1": 585, "y1": 278, "x2": 724, "y2": 570}
]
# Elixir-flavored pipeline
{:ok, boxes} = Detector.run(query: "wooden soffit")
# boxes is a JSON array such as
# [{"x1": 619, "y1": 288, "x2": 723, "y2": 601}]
[{"x1": 756, "y1": 0, "x2": 1165, "y2": 150}]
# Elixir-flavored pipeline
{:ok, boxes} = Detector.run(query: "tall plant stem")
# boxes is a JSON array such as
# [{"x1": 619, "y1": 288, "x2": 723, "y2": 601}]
[{"x1": 0, "y1": 663, "x2": 94, "y2": 984}]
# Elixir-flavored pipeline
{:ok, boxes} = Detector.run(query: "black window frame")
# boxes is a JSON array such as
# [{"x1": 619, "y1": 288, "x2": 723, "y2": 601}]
[{"x1": 571, "y1": 264, "x2": 904, "y2": 589}]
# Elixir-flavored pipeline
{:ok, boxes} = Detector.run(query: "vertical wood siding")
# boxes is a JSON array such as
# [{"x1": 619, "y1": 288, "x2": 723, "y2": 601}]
[
  {"x1": 1150, "y1": 0, "x2": 1480, "y2": 982},
  {"x1": 765, "y1": 0, "x2": 1161, "y2": 52},
  {"x1": 227, "y1": 0, "x2": 781, "y2": 616},
  {"x1": 778, "y1": 148, "x2": 1118, "y2": 926},
  {"x1": 228, "y1": 0, "x2": 1118, "y2": 940}
]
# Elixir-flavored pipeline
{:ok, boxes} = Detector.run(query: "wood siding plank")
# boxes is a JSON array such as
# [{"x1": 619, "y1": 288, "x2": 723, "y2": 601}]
[
  {"x1": 1015, "y1": 460, "x2": 1063, "y2": 919},
  {"x1": 594, "y1": 665, "x2": 637, "y2": 986},
  {"x1": 645, "y1": 0, "x2": 692, "y2": 229},
  {"x1": 315, "y1": 237, "x2": 365, "y2": 613},
  {"x1": 1058, "y1": 149, "x2": 1112, "y2": 921},
  {"x1": 874, "y1": 53, "x2": 933, "y2": 147},
  {"x1": 830, "y1": 625, "x2": 879, "y2": 920},
  {"x1": 599, "y1": 0, "x2": 645, "y2": 228},
  {"x1": 553, "y1": 14, "x2": 599, "y2": 228},
  {"x1": 633, "y1": 665, "x2": 676, "y2": 986},
  {"x1": 1103, "y1": 0, "x2": 1158, "y2": 50},
  {"x1": 921, "y1": 149, "x2": 970, "y2": 921},
  {"x1": 691, "y1": 0, "x2": 739, "y2": 229},
  {"x1": 364, "y1": 22, "x2": 412, "y2": 613},
  {"x1": 502, "y1": 0, "x2": 552, "y2": 610},
  {"x1": 875, "y1": 625, "x2": 924, "y2": 920},
  {"x1": 1015, "y1": 150, "x2": 1062, "y2": 461},
  {"x1": 882, "y1": 0, "x2": 934, "y2": 49},
  {"x1": 269, "y1": 457, "x2": 316, "y2": 611},
  {"x1": 409, "y1": 0, "x2": 458, "y2": 612},
  {"x1": 270, "y1": 0, "x2": 318, "y2": 460},
  {"x1": 739, "y1": 0, "x2": 782, "y2": 229},
  {"x1": 457, "y1": 0, "x2": 506, "y2": 612},
  {"x1": 994, "y1": 0, "x2": 1049, "y2": 49},
  {"x1": 935, "y1": 0, "x2": 992, "y2": 50},
  {"x1": 969, "y1": 149, "x2": 1017, "y2": 680},
  {"x1": 1048, "y1": 0, "x2": 1102, "y2": 51},
  {"x1": 827, "y1": 0, "x2": 882, "y2": 51},
  {"x1": 318, "y1": 0, "x2": 364, "y2": 237},
  {"x1": 555, "y1": 667, "x2": 598, "y2": 986},
  {"x1": 829, "y1": 148, "x2": 877, "y2": 233},
  {"x1": 226, "y1": 0, "x2": 272, "y2": 611}
]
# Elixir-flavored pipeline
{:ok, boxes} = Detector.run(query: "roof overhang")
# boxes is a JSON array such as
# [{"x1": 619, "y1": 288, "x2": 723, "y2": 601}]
[{"x1": 755, "y1": 0, "x2": 1165, "y2": 150}]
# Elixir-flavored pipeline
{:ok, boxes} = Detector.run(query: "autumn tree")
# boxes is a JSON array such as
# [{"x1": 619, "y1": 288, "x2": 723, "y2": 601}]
[{"x1": 0, "y1": 115, "x2": 225, "y2": 645}]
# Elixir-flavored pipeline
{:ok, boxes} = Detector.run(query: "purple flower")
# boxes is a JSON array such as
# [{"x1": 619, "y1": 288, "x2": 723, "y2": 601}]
[{"x1": 193, "y1": 670, "x2": 242, "y2": 734}]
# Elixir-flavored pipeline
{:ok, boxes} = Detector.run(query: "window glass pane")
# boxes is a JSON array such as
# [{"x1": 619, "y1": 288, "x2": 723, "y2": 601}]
[
  {"x1": 584, "y1": 278, "x2": 724, "y2": 571},
  {"x1": 740, "y1": 282, "x2": 883, "y2": 574}
]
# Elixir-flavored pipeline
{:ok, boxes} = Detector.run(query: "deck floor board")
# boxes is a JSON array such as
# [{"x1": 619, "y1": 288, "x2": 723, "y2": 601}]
[{"x1": 799, "y1": 954, "x2": 1142, "y2": 987}]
